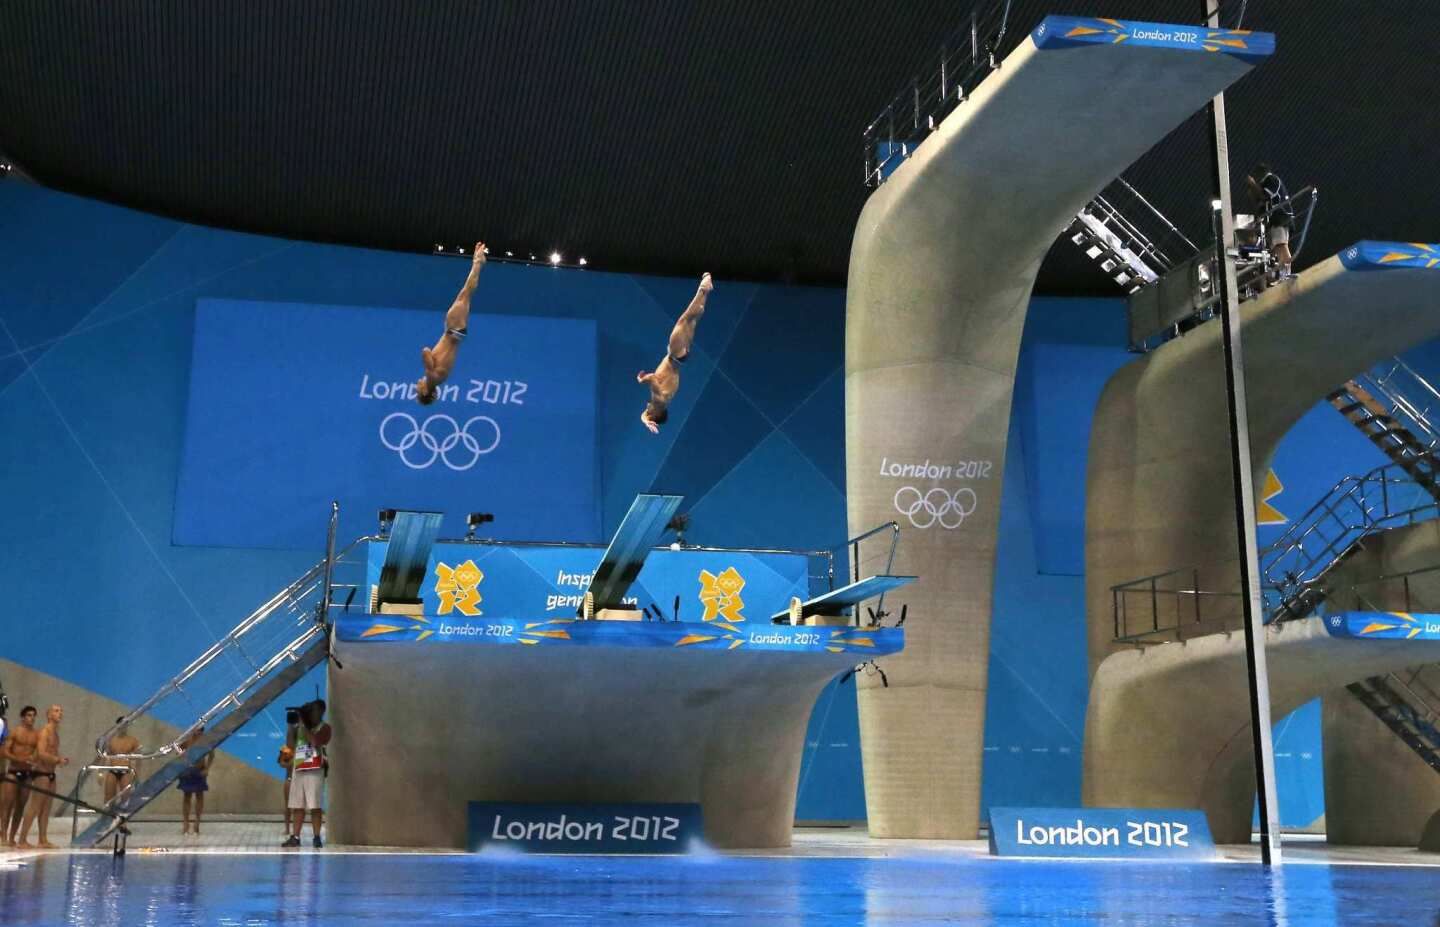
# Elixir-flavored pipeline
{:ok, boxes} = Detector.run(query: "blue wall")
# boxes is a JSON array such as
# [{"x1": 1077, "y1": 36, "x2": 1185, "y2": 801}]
[
  {"x1": 5, "y1": 181, "x2": 1424, "y2": 830},
  {"x1": 0, "y1": 183, "x2": 862, "y2": 816}
]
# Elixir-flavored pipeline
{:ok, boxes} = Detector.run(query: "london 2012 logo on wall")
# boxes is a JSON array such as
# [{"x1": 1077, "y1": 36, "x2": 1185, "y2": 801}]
[
  {"x1": 878, "y1": 455, "x2": 992, "y2": 530},
  {"x1": 435, "y1": 560, "x2": 484, "y2": 616},
  {"x1": 698, "y1": 567, "x2": 746, "y2": 622},
  {"x1": 894, "y1": 486, "x2": 978, "y2": 529},
  {"x1": 379, "y1": 412, "x2": 501, "y2": 471}
]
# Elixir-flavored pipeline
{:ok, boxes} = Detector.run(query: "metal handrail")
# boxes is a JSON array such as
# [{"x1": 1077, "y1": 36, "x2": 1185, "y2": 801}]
[
  {"x1": 1359, "y1": 358, "x2": 1440, "y2": 452},
  {"x1": 89, "y1": 534, "x2": 374, "y2": 761},
  {"x1": 318, "y1": 500, "x2": 340, "y2": 628},
  {"x1": 863, "y1": 0, "x2": 1014, "y2": 187},
  {"x1": 847, "y1": 521, "x2": 902, "y2": 621}
]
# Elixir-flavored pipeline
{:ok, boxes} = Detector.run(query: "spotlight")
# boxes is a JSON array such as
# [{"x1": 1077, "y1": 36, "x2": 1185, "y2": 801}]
[
  {"x1": 434, "y1": 244, "x2": 443, "y2": 253},
  {"x1": 1114, "y1": 272, "x2": 1131, "y2": 286},
  {"x1": 1085, "y1": 245, "x2": 1103, "y2": 260},
  {"x1": 578, "y1": 257, "x2": 588, "y2": 267},
  {"x1": 1071, "y1": 231, "x2": 1087, "y2": 246},
  {"x1": 1211, "y1": 199, "x2": 1223, "y2": 210},
  {"x1": 549, "y1": 251, "x2": 562, "y2": 265},
  {"x1": 505, "y1": 251, "x2": 514, "y2": 257},
  {"x1": 1100, "y1": 259, "x2": 1117, "y2": 273}
]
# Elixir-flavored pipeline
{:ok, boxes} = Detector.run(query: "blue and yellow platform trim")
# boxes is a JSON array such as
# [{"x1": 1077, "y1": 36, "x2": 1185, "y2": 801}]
[
  {"x1": 1032, "y1": 16, "x2": 1274, "y2": 63},
  {"x1": 1339, "y1": 241, "x2": 1440, "y2": 272},
  {"x1": 337, "y1": 613, "x2": 904, "y2": 655},
  {"x1": 1324, "y1": 611, "x2": 1440, "y2": 641}
]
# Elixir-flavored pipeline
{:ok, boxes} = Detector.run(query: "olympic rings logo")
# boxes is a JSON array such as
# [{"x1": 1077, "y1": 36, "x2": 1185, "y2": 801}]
[
  {"x1": 893, "y1": 486, "x2": 978, "y2": 530},
  {"x1": 379, "y1": 412, "x2": 501, "y2": 471}
]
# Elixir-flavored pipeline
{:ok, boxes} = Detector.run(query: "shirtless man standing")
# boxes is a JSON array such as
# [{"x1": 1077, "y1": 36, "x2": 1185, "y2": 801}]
[
  {"x1": 415, "y1": 242, "x2": 487, "y2": 405},
  {"x1": 102, "y1": 718, "x2": 140, "y2": 806},
  {"x1": 1, "y1": 705, "x2": 37, "y2": 847},
  {"x1": 637, "y1": 273, "x2": 713, "y2": 433},
  {"x1": 17, "y1": 704, "x2": 69, "y2": 849}
]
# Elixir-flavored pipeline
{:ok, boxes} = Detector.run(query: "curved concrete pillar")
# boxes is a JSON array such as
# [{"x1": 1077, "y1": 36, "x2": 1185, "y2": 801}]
[
  {"x1": 1084, "y1": 250, "x2": 1440, "y2": 838},
  {"x1": 1316, "y1": 521, "x2": 1440, "y2": 846},
  {"x1": 1082, "y1": 617, "x2": 1440, "y2": 843},
  {"x1": 328, "y1": 641, "x2": 876, "y2": 849},
  {"x1": 846, "y1": 25, "x2": 1263, "y2": 838},
  {"x1": 1087, "y1": 255, "x2": 1440, "y2": 679}
]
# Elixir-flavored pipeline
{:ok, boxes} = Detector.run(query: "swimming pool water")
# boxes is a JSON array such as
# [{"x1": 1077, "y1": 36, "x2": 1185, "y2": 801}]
[{"x1": 1, "y1": 852, "x2": 1436, "y2": 925}]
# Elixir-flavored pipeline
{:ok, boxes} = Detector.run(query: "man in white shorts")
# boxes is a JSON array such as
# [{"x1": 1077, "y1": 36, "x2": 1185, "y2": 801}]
[{"x1": 283, "y1": 700, "x2": 332, "y2": 848}]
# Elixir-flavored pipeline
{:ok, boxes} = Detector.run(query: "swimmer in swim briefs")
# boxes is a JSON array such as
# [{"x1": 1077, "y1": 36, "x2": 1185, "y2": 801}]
[
  {"x1": 637, "y1": 273, "x2": 713, "y2": 433},
  {"x1": 416, "y1": 242, "x2": 487, "y2": 405}
]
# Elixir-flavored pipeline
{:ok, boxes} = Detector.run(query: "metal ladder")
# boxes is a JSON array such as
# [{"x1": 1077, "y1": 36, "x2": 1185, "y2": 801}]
[{"x1": 71, "y1": 504, "x2": 367, "y2": 847}]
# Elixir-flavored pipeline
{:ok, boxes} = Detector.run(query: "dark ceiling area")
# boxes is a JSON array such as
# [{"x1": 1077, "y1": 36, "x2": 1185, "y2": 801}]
[{"x1": 0, "y1": 2, "x2": 1435, "y2": 294}]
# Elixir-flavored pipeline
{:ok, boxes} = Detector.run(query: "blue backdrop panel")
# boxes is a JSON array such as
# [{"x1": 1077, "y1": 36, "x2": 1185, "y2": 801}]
[
  {"x1": 365, "y1": 540, "x2": 810, "y2": 625},
  {"x1": 175, "y1": 300, "x2": 599, "y2": 548}
]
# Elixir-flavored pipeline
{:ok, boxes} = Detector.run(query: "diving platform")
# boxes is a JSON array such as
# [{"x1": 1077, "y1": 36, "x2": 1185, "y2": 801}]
[
  {"x1": 771, "y1": 574, "x2": 917, "y2": 625},
  {"x1": 847, "y1": 11, "x2": 1273, "y2": 839},
  {"x1": 328, "y1": 517, "x2": 906, "y2": 850},
  {"x1": 580, "y1": 493, "x2": 682, "y2": 618},
  {"x1": 373, "y1": 509, "x2": 443, "y2": 610}
]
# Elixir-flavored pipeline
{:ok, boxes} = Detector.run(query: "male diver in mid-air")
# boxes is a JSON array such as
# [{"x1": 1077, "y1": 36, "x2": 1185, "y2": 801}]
[
  {"x1": 637, "y1": 273, "x2": 713, "y2": 433},
  {"x1": 416, "y1": 242, "x2": 486, "y2": 405}
]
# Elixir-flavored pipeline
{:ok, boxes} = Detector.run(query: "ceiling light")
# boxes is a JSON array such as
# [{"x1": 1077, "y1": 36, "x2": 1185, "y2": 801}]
[
  {"x1": 1071, "y1": 232, "x2": 1087, "y2": 246},
  {"x1": 578, "y1": 257, "x2": 588, "y2": 266},
  {"x1": 1085, "y1": 245, "x2": 1103, "y2": 260},
  {"x1": 549, "y1": 252, "x2": 562, "y2": 265},
  {"x1": 1211, "y1": 199, "x2": 1223, "y2": 210},
  {"x1": 1100, "y1": 259, "x2": 1117, "y2": 273}
]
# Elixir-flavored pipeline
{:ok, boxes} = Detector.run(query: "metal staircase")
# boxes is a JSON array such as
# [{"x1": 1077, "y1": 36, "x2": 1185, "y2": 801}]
[
  {"x1": 1345, "y1": 667, "x2": 1440, "y2": 774},
  {"x1": 1329, "y1": 358, "x2": 1440, "y2": 500},
  {"x1": 71, "y1": 504, "x2": 368, "y2": 846},
  {"x1": 1259, "y1": 461, "x2": 1438, "y2": 623},
  {"x1": 1321, "y1": 361, "x2": 1440, "y2": 780}
]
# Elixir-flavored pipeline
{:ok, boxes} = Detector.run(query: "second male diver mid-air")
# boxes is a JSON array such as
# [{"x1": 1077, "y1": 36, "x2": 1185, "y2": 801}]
[
  {"x1": 416, "y1": 242, "x2": 486, "y2": 405},
  {"x1": 637, "y1": 273, "x2": 713, "y2": 433}
]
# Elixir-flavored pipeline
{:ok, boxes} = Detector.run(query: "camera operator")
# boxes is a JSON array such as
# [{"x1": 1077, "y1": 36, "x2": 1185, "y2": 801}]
[
  {"x1": 282, "y1": 699, "x2": 331, "y2": 848},
  {"x1": 278, "y1": 708, "x2": 299, "y2": 835}
]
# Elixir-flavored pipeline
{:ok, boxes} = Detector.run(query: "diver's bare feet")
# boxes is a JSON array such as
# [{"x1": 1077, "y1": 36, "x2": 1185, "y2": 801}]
[
  {"x1": 473, "y1": 242, "x2": 487, "y2": 265},
  {"x1": 15, "y1": 840, "x2": 32, "y2": 849},
  {"x1": 698, "y1": 273, "x2": 712, "y2": 293},
  {"x1": 37, "y1": 841, "x2": 56, "y2": 850}
]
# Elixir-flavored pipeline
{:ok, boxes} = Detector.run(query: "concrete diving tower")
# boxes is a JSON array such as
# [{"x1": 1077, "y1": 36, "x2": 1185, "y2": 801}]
[
  {"x1": 1084, "y1": 244, "x2": 1440, "y2": 842},
  {"x1": 327, "y1": 501, "x2": 903, "y2": 850},
  {"x1": 1084, "y1": 615, "x2": 1440, "y2": 844},
  {"x1": 845, "y1": 16, "x2": 1272, "y2": 838}
]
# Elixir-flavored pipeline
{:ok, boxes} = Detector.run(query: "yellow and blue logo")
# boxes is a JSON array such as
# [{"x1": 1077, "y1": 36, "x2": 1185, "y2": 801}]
[
  {"x1": 698, "y1": 567, "x2": 746, "y2": 623},
  {"x1": 435, "y1": 559, "x2": 484, "y2": 616}
]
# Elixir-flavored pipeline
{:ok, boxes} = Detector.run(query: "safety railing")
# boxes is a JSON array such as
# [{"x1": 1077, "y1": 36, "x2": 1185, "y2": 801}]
[
  {"x1": 863, "y1": 0, "x2": 1016, "y2": 187},
  {"x1": 1112, "y1": 461, "x2": 1440, "y2": 641},
  {"x1": 1262, "y1": 461, "x2": 1440, "y2": 621},
  {"x1": 1356, "y1": 357, "x2": 1440, "y2": 454},
  {"x1": 1322, "y1": 562, "x2": 1440, "y2": 616},
  {"x1": 846, "y1": 522, "x2": 902, "y2": 624},
  {"x1": 1111, "y1": 564, "x2": 1247, "y2": 643},
  {"x1": 862, "y1": 0, "x2": 1253, "y2": 188},
  {"x1": 70, "y1": 520, "x2": 371, "y2": 826},
  {"x1": 1073, "y1": 176, "x2": 1203, "y2": 292}
]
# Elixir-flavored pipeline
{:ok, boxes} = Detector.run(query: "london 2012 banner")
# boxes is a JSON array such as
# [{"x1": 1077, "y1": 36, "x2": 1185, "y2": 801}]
[{"x1": 174, "y1": 299, "x2": 599, "y2": 549}]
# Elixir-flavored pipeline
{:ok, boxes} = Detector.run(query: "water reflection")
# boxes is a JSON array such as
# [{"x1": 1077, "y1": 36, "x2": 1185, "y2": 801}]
[{"x1": 0, "y1": 851, "x2": 1437, "y2": 925}]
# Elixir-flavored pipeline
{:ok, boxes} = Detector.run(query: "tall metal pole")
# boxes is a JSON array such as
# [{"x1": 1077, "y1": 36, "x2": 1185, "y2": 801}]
[{"x1": 1206, "y1": 0, "x2": 1282, "y2": 865}]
